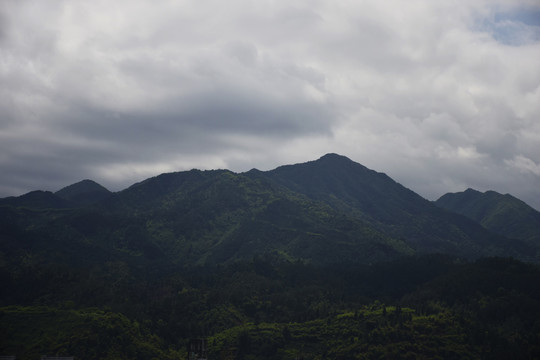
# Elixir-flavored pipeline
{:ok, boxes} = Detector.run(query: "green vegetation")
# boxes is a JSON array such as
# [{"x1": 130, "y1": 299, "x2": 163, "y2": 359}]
[
  {"x1": 0, "y1": 306, "x2": 182, "y2": 360},
  {"x1": 2, "y1": 256, "x2": 540, "y2": 359},
  {"x1": 1, "y1": 154, "x2": 534, "y2": 271},
  {"x1": 436, "y1": 188, "x2": 540, "y2": 248},
  {"x1": 208, "y1": 306, "x2": 474, "y2": 360},
  {"x1": 2, "y1": 154, "x2": 540, "y2": 358}
]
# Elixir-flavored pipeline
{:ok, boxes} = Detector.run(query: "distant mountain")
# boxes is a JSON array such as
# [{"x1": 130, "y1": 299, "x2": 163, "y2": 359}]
[
  {"x1": 0, "y1": 180, "x2": 111, "y2": 209},
  {"x1": 0, "y1": 154, "x2": 536, "y2": 267},
  {"x1": 264, "y1": 154, "x2": 524, "y2": 259},
  {"x1": 0, "y1": 190, "x2": 72, "y2": 209},
  {"x1": 97, "y1": 168, "x2": 408, "y2": 265},
  {"x1": 55, "y1": 179, "x2": 111, "y2": 206},
  {"x1": 436, "y1": 188, "x2": 540, "y2": 245}
]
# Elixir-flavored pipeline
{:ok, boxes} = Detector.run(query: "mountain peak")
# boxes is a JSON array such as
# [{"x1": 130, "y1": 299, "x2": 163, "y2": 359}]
[
  {"x1": 55, "y1": 179, "x2": 111, "y2": 206},
  {"x1": 435, "y1": 188, "x2": 540, "y2": 243},
  {"x1": 314, "y1": 153, "x2": 365, "y2": 168},
  {"x1": 318, "y1": 153, "x2": 353, "y2": 162}
]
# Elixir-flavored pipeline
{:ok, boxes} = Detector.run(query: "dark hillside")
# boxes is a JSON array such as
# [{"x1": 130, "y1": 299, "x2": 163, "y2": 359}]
[
  {"x1": 436, "y1": 188, "x2": 540, "y2": 246},
  {"x1": 0, "y1": 190, "x2": 72, "y2": 209},
  {"x1": 55, "y1": 179, "x2": 111, "y2": 206},
  {"x1": 98, "y1": 169, "x2": 409, "y2": 265},
  {"x1": 0, "y1": 154, "x2": 536, "y2": 270},
  {"x1": 264, "y1": 154, "x2": 528, "y2": 259},
  {"x1": 2, "y1": 154, "x2": 540, "y2": 358}
]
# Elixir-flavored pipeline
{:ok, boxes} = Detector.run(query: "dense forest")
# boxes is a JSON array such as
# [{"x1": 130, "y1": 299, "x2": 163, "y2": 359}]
[
  {"x1": 2, "y1": 255, "x2": 540, "y2": 359},
  {"x1": 2, "y1": 154, "x2": 540, "y2": 359}
]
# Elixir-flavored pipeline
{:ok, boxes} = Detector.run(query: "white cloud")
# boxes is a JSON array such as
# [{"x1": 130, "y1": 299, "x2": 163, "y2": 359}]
[{"x1": 505, "y1": 155, "x2": 540, "y2": 177}]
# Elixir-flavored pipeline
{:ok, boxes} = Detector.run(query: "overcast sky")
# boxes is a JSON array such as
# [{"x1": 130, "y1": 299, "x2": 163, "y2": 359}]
[{"x1": 1, "y1": 0, "x2": 540, "y2": 209}]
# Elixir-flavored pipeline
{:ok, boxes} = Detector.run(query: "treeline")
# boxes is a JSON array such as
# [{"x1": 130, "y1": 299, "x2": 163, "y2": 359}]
[{"x1": 2, "y1": 255, "x2": 540, "y2": 359}]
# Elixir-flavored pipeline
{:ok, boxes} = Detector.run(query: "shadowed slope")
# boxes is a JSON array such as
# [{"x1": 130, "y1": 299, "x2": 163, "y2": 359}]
[{"x1": 436, "y1": 188, "x2": 540, "y2": 245}]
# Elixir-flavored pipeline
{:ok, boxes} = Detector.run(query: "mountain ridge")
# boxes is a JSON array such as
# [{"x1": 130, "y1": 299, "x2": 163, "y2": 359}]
[
  {"x1": 2, "y1": 154, "x2": 540, "y2": 359},
  {"x1": 1, "y1": 153, "x2": 536, "y2": 265},
  {"x1": 0, "y1": 179, "x2": 111, "y2": 209},
  {"x1": 55, "y1": 179, "x2": 112, "y2": 206},
  {"x1": 436, "y1": 188, "x2": 540, "y2": 247},
  {"x1": 263, "y1": 154, "x2": 527, "y2": 259},
  {"x1": 0, "y1": 190, "x2": 73, "y2": 209}
]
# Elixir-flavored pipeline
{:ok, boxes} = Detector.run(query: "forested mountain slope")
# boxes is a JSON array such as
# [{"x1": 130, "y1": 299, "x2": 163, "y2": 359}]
[
  {"x1": 1, "y1": 154, "x2": 534, "y2": 267},
  {"x1": 2, "y1": 154, "x2": 540, "y2": 359},
  {"x1": 0, "y1": 154, "x2": 533, "y2": 264},
  {"x1": 264, "y1": 154, "x2": 531, "y2": 259},
  {"x1": 436, "y1": 188, "x2": 540, "y2": 246}
]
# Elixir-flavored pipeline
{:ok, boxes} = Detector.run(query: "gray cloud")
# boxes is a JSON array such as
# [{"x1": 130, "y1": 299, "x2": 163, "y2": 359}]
[{"x1": 1, "y1": 0, "x2": 540, "y2": 210}]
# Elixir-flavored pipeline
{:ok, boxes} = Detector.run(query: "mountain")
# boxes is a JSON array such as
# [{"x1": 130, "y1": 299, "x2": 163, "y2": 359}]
[
  {"x1": 95, "y1": 168, "x2": 408, "y2": 265},
  {"x1": 3, "y1": 154, "x2": 540, "y2": 358},
  {"x1": 55, "y1": 179, "x2": 111, "y2": 206},
  {"x1": 0, "y1": 154, "x2": 534, "y2": 267},
  {"x1": 75, "y1": 153, "x2": 533, "y2": 263},
  {"x1": 0, "y1": 190, "x2": 72, "y2": 209},
  {"x1": 264, "y1": 154, "x2": 527, "y2": 259},
  {"x1": 436, "y1": 188, "x2": 540, "y2": 245},
  {"x1": 0, "y1": 180, "x2": 111, "y2": 210}
]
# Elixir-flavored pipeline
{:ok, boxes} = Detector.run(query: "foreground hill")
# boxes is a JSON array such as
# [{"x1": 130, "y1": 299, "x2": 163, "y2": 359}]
[
  {"x1": 436, "y1": 188, "x2": 540, "y2": 247},
  {"x1": 2, "y1": 256, "x2": 540, "y2": 359}
]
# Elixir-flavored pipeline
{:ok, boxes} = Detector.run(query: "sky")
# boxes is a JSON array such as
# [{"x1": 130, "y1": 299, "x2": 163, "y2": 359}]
[{"x1": 1, "y1": 0, "x2": 540, "y2": 210}]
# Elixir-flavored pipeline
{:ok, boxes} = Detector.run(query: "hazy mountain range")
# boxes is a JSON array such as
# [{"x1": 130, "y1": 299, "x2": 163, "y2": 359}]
[{"x1": 1, "y1": 153, "x2": 538, "y2": 267}]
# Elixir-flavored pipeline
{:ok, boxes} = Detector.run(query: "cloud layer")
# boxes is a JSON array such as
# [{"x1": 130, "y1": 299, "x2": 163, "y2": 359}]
[{"x1": 1, "y1": 0, "x2": 540, "y2": 209}]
